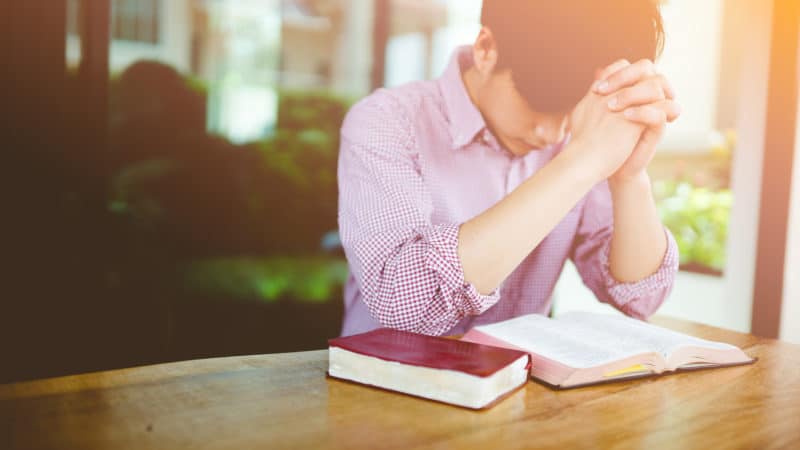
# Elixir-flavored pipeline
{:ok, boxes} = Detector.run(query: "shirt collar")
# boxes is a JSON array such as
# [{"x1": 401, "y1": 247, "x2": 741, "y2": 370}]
[{"x1": 437, "y1": 46, "x2": 488, "y2": 150}]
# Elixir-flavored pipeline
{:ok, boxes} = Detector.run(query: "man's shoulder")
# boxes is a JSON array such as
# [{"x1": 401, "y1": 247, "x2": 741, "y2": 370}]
[
  {"x1": 343, "y1": 80, "x2": 444, "y2": 134},
  {"x1": 361, "y1": 79, "x2": 443, "y2": 112}
]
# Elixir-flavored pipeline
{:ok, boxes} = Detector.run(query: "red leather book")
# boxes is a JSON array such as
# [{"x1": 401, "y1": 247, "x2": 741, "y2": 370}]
[{"x1": 328, "y1": 328, "x2": 531, "y2": 409}]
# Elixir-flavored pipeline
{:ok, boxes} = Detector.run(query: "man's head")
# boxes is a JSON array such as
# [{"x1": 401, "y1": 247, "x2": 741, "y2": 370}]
[{"x1": 466, "y1": 0, "x2": 664, "y2": 155}]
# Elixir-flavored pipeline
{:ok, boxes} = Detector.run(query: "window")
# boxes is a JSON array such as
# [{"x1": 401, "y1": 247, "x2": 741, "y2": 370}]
[
  {"x1": 385, "y1": 0, "x2": 481, "y2": 86},
  {"x1": 66, "y1": 0, "x2": 80, "y2": 36},
  {"x1": 66, "y1": 0, "x2": 81, "y2": 69},
  {"x1": 647, "y1": 0, "x2": 733, "y2": 276},
  {"x1": 48, "y1": 0, "x2": 787, "y2": 370},
  {"x1": 111, "y1": 0, "x2": 160, "y2": 44},
  {"x1": 93, "y1": 0, "x2": 501, "y2": 314}
]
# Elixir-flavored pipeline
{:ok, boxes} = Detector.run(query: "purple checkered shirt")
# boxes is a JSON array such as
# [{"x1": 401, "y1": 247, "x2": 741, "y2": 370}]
[{"x1": 338, "y1": 47, "x2": 679, "y2": 337}]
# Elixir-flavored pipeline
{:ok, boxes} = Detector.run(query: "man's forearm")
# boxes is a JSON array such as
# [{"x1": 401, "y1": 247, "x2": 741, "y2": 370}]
[
  {"x1": 608, "y1": 172, "x2": 668, "y2": 283},
  {"x1": 458, "y1": 142, "x2": 599, "y2": 295}
]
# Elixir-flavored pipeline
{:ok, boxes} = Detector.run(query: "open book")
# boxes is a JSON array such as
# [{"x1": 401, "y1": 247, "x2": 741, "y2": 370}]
[{"x1": 461, "y1": 312, "x2": 755, "y2": 389}]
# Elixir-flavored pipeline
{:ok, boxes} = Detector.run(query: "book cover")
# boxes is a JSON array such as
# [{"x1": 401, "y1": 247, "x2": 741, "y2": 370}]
[{"x1": 328, "y1": 328, "x2": 531, "y2": 409}]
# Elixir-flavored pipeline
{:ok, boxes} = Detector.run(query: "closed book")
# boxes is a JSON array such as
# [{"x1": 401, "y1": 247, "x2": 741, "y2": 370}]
[
  {"x1": 328, "y1": 328, "x2": 531, "y2": 409},
  {"x1": 462, "y1": 312, "x2": 755, "y2": 389}
]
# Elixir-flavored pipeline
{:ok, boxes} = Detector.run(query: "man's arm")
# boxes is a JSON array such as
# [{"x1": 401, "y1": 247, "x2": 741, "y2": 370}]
[
  {"x1": 569, "y1": 181, "x2": 678, "y2": 319},
  {"x1": 595, "y1": 59, "x2": 682, "y2": 282},
  {"x1": 608, "y1": 173, "x2": 668, "y2": 282},
  {"x1": 459, "y1": 87, "x2": 666, "y2": 294},
  {"x1": 458, "y1": 144, "x2": 605, "y2": 295},
  {"x1": 339, "y1": 93, "x2": 502, "y2": 336}
]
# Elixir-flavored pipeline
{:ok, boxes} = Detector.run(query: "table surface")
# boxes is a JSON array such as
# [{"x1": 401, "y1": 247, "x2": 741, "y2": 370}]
[{"x1": 2, "y1": 317, "x2": 799, "y2": 450}]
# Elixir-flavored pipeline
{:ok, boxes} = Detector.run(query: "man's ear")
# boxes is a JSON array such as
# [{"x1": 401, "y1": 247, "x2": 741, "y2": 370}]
[{"x1": 472, "y1": 26, "x2": 499, "y2": 78}]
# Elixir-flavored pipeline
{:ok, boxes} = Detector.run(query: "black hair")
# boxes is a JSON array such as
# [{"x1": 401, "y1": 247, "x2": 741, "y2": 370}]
[{"x1": 481, "y1": 0, "x2": 665, "y2": 112}]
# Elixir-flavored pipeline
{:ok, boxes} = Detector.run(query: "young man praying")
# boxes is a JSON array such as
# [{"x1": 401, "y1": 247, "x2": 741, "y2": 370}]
[{"x1": 338, "y1": 0, "x2": 681, "y2": 336}]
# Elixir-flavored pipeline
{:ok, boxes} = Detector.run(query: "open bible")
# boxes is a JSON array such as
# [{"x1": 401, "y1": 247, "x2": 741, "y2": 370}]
[{"x1": 461, "y1": 312, "x2": 755, "y2": 389}]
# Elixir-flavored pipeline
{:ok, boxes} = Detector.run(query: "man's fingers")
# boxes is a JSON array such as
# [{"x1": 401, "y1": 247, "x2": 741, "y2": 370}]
[
  {"x1": 595, "y1": 59, "x2": 658, "y2": 95},
  {"x1": 625, "y1": 126, "x2": 664, "y2": 170},
  {"x1": 622, "y1": 105, "x2": 668, "y2": 127},
  {"x1": 594, "y1": 59, "x2": 631, "y2": 86},
  {"x1": 658, "y1": 99, "x2": 682, "y2": 122},
  {"x1": 657, "y1": 74, "x2": 676, "y2": 100},
  {"x1": 607, "y1": 78, "x2": 666, "y2": 111},
  {"x1": 621, "y1": 99, "x2": 681, "y2": 125}
]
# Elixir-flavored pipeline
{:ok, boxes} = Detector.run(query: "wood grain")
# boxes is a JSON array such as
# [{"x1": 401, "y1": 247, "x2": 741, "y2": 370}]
[{"x1": 1, "y1": 316, "x2": 798, "y2": 450}]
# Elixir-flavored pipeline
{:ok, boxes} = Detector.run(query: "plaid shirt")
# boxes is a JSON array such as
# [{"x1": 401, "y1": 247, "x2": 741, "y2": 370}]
[{"x1": 338, "y1": 47, "x2": 678, "y2": 337}]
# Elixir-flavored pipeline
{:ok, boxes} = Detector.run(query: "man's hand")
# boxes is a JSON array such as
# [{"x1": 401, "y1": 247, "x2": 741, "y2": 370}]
[
  {"x1": 586, "y1": 60, "x2": 677, "y2": 286},
  {"x1": 562, "y1": 87, "x2": 645, "y2": 184},
  {"x1": 592, "y1": 59, "x2": 682, "y2": 185}
]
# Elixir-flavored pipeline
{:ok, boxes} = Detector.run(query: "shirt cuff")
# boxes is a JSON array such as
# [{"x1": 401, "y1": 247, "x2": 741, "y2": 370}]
[
  {"x1": 420, "y1": 224, "x2": 501, "y2": 316},
  {"x1": 599, "y1": 227, "x2": 679, "y2": 312}
]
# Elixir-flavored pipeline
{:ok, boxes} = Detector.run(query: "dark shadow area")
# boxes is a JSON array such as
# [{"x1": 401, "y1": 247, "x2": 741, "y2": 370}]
[{"x1": 1, "y1": 4, "x2": 350, "y2": 383}]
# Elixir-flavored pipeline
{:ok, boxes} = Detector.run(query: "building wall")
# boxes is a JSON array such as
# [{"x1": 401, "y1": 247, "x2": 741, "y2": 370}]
[
  {"x1": 657, "y1": 0, "x2": 723, "y2": 151},
  {"x1": 554, "y1": 262, "x2": 730, "y2": 329},
  {"x1": 781, "y1": 87, "x2": 800, "y2": 344},
  {"x1": 281, "y1": 25, "x2": 338, "y2": 89},
  {"x1": 330, "y1": 0, "x2": 374, "y2": 96},
  {"x1": 723, "y1": 0, "x2": 774, "y2": 333}
]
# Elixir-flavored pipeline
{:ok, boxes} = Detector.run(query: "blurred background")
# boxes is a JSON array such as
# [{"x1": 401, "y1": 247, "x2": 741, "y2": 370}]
[{"x1": 1, "y1": 0, "x2": 798, "y2": 383}]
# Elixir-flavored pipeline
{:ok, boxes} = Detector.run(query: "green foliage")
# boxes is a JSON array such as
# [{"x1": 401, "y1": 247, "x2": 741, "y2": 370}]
[
  {"x1": 104, "y1": 62, "x2": 355, "y2": 304},
  {"x1": 109, "y1": 158, "x2": 176, "y2": 230},
  {"x1": 278, "y1": 89, "x2": 353, "y2": 135},
  {"x1": 106, "y1": 66, "x2": 353, "y2": 256},
  {"x1": 655, "y1": 180, "x2": 731, "y2": 272},
  {"x1": 182, "y1": 257, "x2": 349, "y2": 303},
  {"x1": 265, "y1": 89, "x2": 352, "y2": 195}
]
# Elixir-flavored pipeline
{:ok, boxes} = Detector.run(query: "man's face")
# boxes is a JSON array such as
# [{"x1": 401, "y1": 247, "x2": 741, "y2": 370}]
[{"x1": 479, "y1": 69, "x2": 569, "y2": 156}]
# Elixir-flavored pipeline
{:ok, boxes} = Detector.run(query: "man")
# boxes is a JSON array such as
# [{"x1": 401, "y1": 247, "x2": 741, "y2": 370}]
[{"x1": 338, "y1": 0, "x2": 681, "y2": 336}]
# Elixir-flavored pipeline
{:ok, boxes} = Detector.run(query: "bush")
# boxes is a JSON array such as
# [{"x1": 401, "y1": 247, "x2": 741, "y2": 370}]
[
  {"x1": 655, "y1": 180, "x2": 731, "y2": 273},
  {"x1": 107, "y1": 62, "x2": 352, "y2": 258},
  {"x1": 104, "y1": 61, "x2": 353, "y2": 306},
  {"x1": 181, "y1": 256, "x2": 349, "y2": 303}
]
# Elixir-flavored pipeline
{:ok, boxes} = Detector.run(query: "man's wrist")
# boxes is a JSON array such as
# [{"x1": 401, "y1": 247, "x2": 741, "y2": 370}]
[
  {"x1": 555, "y1": 138, "x2": 606, "y2": 188},
  {"x1": 609, "y1": 171, "x2": 652, "y2": 197}
]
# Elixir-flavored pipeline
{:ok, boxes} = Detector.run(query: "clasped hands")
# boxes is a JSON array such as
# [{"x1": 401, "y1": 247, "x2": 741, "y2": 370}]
[{"x1": 566, "y1": 59, "x2": 681, "y2": 187}]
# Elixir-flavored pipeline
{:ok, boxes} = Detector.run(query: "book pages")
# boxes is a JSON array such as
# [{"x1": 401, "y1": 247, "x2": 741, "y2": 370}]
[
  {"x1": 558, "y1": 312, "x2": 737, "y2": 359},
  {"x1": 475, "y1": 312, "x2": 739, "y2": 369},
  {"x1": 475, "y1": 314, "x2": 631, "y2": 368}
]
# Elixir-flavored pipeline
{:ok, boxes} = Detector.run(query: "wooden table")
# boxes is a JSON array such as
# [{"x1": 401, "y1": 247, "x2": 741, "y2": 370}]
[{"x1": 1, "y1": 317, "x2": 799, "y2": 449}]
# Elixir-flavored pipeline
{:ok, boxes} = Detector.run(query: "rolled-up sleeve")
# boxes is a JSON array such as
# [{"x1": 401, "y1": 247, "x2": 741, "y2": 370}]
[
  {"x1": 338, "y1": 92, "x2": 499, "y2": 335},
  {"x1": 570, "y1": 182, "x2": 679, "y2": 319}
]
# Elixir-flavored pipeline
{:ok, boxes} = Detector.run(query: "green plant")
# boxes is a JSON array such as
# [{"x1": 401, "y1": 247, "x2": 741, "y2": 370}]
[
  {"x1": 181, "y1": 256, "x2": 349, "y2": 303},
  {"x1": 107, "y1": 62, "x2": 353, "y2": 252},
  {"x1": 655, "y1": 180, "x2": 731, "y2": 273},
  {"x1": 104, "y1": 63, "x2": 354, "y2": 304}
]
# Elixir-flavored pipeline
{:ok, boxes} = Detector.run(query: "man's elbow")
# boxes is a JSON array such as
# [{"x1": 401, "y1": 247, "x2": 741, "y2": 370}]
[{"x1": 621, "y1": 287, "x2": 673, "y2": 320}]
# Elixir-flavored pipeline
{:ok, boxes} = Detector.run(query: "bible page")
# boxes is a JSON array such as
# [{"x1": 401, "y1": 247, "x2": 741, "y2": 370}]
[
  {"x1": 474, "y1": 314, "x2": 654, "y2": 369},
  {"x1": 557, "y1": 312, "x2": 738, "y2": 361}
]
